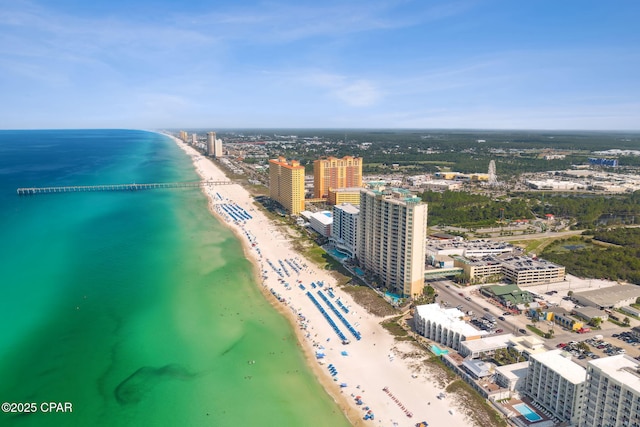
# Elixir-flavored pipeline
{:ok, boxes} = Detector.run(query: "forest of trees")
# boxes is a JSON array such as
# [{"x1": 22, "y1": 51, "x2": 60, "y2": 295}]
[
  {"x1": 527, "y1": 191, "x2": 640, "y2": 227},
  {"x1": 420, "y1": 190, "x2": 533, "y2": 227},
  {"x1": 542, "y1": 230, "x2": 640, "y2": 284}
]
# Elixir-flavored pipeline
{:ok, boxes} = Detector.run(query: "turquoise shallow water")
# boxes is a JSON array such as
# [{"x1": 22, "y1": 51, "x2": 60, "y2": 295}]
[{"x1": 0, "y1": 130, "x2": 350, "y2": 426}]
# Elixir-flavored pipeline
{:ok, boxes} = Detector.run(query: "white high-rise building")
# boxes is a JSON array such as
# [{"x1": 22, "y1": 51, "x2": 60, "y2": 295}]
[
  {"x1": 331, "y1": 203, "x2": 359, "y2": 259},
  {"x1": 524, "y1": 349, "x2": 587, "y2": 425},
  {"x1": 357, "y1": 184, "x2": 427, "y2": 297},
  {"x1": 580, "y1": 355, "x2": 640, "y2": 427}
]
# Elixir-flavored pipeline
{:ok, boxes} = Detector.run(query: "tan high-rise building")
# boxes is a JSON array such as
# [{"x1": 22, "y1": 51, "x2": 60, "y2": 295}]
[
  {"x1": 269, "y1": 156, "x2": 305, "y2": 215},
  {"x1": 207, "y1": 132, "x2": 223, "y2": 158},
  {"x1": 358, "y1": 184, "x2": 428, "y2": 298},
  {"x1": 313, "y1": 156, "x2": 363, "y2": 199}
]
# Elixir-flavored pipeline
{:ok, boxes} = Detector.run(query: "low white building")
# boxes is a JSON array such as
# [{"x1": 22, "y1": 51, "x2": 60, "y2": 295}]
[
  {"x1": 414, "y1": 303, "x2": 487, "y2": 352},
  {"x1": 495, "y1": 361, "x2": 529, "y2": 393},
  {"x1": 308, "y1": 210, "x2": 333, "y2": 237},
  {"x1": 460, "y1": 333, "x2": 515, "y2": 358}
]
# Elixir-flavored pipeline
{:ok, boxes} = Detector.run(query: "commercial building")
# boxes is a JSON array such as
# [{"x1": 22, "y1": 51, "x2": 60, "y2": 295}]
[
  {"x1": 313, "y1": 156, "x2": 363, "y2": 199},
  {"x1": 327, "y1": 187, "x2": 361, "y2": 206},
  {"x1": 268, "y1": 157, "x2": 305, "y2": 215},
  {"x1": 572, "y1": 285, "x2": 640, "y2": 309},
  {"x1": 524, "y1": 349, "x2": 587, "y2": 425},
  {"x1": 308, "y1": 211, "x2": 333, "y2": 237},
  {"x1": 480, "y1": 284, "x2": 534, "y2": 309},
  {"x1": 414, "y1": 303, "x2": 487, "y2": 352},
  {"x1": 330, "y1": 203, "x2": 359, "y2": 259},
  {"x1": 358, "y1": 184, "x2": 428, "y2": 297},
  {"x1": 580, "y1": 355, "x2": 640, "y2": 427}
]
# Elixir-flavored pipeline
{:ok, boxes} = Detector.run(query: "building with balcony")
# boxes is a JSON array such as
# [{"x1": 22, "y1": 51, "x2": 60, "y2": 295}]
[
  {"x1": 268, "y1": 156, "x2": 305, "y2": 215},
  {"x1": 313, "y1": 156, "x2": 363, "y2": 199},
  {"x1": 414, "y1": 303, "x2": 487, "y2": 352},
  {"x1": 358, "y1": 184, "x2": 428, "y2": 297},
  {"x1": 330, "y1": 203, "x2": 359, "y2": 259},
  {"x1": 327, "y1": 187, "x2": 361, "y2": 206},
  {"x1": 580, "y1": 355, "x2": 640, "y2": 427},
  {"x1": 524, "y1": 349, "x2": 586, "y2": 425}
]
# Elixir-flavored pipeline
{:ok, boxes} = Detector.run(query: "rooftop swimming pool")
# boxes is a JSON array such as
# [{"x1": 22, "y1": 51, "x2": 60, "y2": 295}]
[{"x1": 513, "y1": 403, "x2": 542, "y2": 422}]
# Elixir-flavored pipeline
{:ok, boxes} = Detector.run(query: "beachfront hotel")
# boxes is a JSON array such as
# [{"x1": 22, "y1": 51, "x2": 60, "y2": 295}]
[
  {"x1": 580, "y1": 355, "x2": 640, "y2": 427},
  {"x1": 358, "y1": 183, "x2": 427, "y2": 297},
  {"x1": 207, "y1": 132, "x2": 223, "y2": 158},
  {"x1": 523, "y1": 349, "x2": 587, "y2": 425},
  {"x1": 268, "y1": 156, "x2": 305, "y2": 215},
  {"x1": 414, "y1": 303, "x2": 486, "y2": 352},
  {"x1": 313, "y1": 156, "x2": 363, "y2": 199},
  {"x1": 331, "y1": 203, "x2": 359, "y2": 259}
]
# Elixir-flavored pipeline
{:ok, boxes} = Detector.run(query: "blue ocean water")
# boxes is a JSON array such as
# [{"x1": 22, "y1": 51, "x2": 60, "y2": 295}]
[{"x1": 0, "y1": 130, "x2": 349, "y2": 426}]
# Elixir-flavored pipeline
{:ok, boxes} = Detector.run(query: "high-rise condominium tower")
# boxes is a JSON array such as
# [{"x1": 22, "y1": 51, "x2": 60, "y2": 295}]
[
  {"x1": 268, "y1": 157, "x2": 305, "y2": 215},
  {"x1": 207, "y1": 132, "x2": 223, "y2": 158},
  {"x1": 358, "y1": 184, "x2": 427, "y2": 297},
  {"x1": 313, "y1": 156, "x2": 363, "y2": 199}
]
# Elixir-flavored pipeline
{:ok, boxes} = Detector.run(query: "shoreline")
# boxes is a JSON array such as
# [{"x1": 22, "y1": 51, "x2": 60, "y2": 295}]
[{"x1": 168, "y1": 134, "x2": 461, "y2": 427}]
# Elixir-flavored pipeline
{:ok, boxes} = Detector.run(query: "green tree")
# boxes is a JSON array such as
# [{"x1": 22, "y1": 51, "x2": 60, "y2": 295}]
[
  {"x1": 623, "y1": 317, "x2": 631, "y2": 326},
  {"x1": 589, "y1": 317, "x2": 602, "y2": 328}
]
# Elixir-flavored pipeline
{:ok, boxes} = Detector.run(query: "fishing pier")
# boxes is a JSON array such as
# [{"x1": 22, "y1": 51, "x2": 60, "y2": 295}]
[{"x1": 17, "y1": 180, "x2": 233, "y2": 195}]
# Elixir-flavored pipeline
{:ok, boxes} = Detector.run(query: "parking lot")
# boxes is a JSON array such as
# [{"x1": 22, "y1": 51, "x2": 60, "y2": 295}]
[{"x1": 555, "y1": 333, "x2": 640, "y2": 367}]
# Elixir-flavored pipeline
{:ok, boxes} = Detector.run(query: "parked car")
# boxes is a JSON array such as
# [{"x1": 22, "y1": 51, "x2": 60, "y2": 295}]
[
  {"x1": 519, "y1": 329, "x2": 527, "y2": 334},
  {"x1": 498, "y1": 316, "x2": 506, "y2": 321}
]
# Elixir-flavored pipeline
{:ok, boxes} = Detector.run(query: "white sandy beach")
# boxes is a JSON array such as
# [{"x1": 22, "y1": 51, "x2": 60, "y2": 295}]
[{"x1": 170, "y1": 136, "x2": 462, "y2": 427}]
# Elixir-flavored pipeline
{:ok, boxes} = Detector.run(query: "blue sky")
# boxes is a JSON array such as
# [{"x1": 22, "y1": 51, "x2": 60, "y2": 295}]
[{"x1": 1, "y1": 0, "x2": 639, "y2": 130}]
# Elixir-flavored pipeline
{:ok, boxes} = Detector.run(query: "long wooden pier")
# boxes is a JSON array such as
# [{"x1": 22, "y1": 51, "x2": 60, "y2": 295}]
[{"x1": 16, "y1": 180, "x2": 233, "y2": 195}]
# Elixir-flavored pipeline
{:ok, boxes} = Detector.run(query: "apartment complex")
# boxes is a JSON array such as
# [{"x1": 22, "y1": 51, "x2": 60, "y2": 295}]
[
  {"x1": 207, "y1": 132, "x2": 223, "y2": 158},
  {"x1": 268, "y1": 157, "x2": 305, "y2": 215},
  {"x1": 331, "y1": 203, "x2": 359, "y2": 259},
  {"x1": 580, "y1": 355, "x2": 640, "y2": 427},
  {"x1": 524, "y1": 350, "x2": 586, "y2": 425},
  {"x1": 358, "y1": 184, "x2": 427, "y2": 297},
  {"x1": 313, "y1": 156, "x2": 363, "y2": 199}
]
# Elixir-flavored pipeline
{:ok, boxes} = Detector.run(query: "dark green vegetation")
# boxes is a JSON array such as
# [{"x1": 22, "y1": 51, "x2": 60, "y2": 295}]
[
  {"x1": 421, "y1": 190, "x2": 640, "y2": 229},
  {"x1": 380, "y1": 316, "x2": 409, "y2": 338},
  {"x1": 422, "y1": 191, "x2": 533, "y2": 227},
  {"x1": 528, "y1": 192, "x2": 640, "y2": 228},
  {"x1": 542, "y1": 229, "x2": 640, "y2": 284},
  {"x1": 491, "y1": 347, "x2": 526, "y2": 366}
]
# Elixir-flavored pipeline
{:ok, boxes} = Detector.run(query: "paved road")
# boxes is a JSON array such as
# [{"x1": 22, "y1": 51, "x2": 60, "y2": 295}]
[{"x1": 429, "y1": 280, "x2": 527, "y2": 336}]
